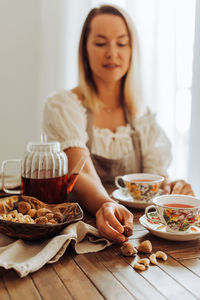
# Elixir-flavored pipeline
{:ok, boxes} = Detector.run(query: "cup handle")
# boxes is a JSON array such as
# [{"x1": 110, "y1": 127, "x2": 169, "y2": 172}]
[
  {"x1": 145, "y1": 205, "x2": 158, "y2": 222},
  {"x1": 115, "y1": 175, "x2": 126, "y2": 191},
  {"x1": 1, "y1": 159, "x2": 21, "y2": 194}
]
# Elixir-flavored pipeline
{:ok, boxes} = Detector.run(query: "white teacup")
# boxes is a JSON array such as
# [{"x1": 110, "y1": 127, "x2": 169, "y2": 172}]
[
  {"x1": 145, "y1": 194, "x2": 200, "y2": 233},
  {"x1": 115, "y1": 173, "x2": 164, "y2": 202}
]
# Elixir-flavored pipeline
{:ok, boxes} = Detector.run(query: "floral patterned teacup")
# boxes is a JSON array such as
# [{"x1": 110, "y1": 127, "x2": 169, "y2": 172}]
[
  {"x1": 145, "y1": 194, "x2": 200, "y2": 233},
  {"x1": 115, "y1": 173, "x2": 164, "y2": 202}
]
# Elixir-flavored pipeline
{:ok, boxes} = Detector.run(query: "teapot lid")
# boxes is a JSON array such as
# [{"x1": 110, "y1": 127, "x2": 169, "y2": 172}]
[
  {"x1": 27, "y1": 141, "x2": 61, "y2": 152},
  {"x1": 27, "y1": 133, "x2": 61, "y2": 152}
]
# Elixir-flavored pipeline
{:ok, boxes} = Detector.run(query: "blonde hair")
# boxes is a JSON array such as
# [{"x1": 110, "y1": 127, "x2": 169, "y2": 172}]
[{"x1": 78, "y1": 5, "x2": 143, "y2": 117}]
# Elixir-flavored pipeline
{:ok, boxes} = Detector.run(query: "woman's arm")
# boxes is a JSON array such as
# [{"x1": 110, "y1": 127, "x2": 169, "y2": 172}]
[{"x1": 65, "y1": 147, "x2": 133, "y2": 243}]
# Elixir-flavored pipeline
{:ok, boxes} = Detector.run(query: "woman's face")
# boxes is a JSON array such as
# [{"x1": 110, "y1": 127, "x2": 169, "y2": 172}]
[{"x1": 86, "y1": 14, "x2": 131, "y2": 85}]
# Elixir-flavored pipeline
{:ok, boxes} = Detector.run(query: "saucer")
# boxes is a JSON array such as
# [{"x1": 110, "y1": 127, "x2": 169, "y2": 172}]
[
  {"x1": 111, "y1": 189, "x2": 154, "y2": 209},
  {"x1": 139, "y1": 212, "x2": 200, "y2": 241}
]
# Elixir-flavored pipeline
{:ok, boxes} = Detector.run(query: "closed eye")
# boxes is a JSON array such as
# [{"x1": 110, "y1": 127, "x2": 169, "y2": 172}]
[{"x1": 95, "y1": 43, "x2": 106, "y2": 47}]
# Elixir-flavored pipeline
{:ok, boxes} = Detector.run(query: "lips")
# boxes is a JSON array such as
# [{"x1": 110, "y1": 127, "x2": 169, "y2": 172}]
[{"x1": 102, "y1": 63, "x2": 120, "y2": 68}]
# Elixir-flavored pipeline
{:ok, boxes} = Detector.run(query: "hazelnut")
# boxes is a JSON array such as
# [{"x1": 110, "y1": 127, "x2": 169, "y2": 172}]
[
  {"x1": 18, "y1": 201, "x2": 31, "y2": 214},
  {"x1": 137, "y1": 240, "x2": 152, "y2": 254}
]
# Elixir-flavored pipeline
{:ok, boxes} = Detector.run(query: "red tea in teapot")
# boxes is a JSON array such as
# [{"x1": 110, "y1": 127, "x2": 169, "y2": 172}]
[{"x1": 21, "y1": 173, "x2": 78, "y2": 204}]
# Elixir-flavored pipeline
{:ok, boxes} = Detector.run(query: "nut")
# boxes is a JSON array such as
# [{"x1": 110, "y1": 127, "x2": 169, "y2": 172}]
[
  {"x1": 149, "y1": 253, "x2": 158, "y2": 265},
  {"x1": 137, "y1": 258, "x2": 150, "y2": 267},
  {"x1": 48, "y1": 218, "x2": 57, "y2": 224},
  {"x1": 137, "y1": 240, "x2": 152, "y2": 253},
  {"x1": 53, "y1": 212, "x2": 64, "y2": 223},
  {"x1": 46, "y1": 213, "x2": 54, "y2": 220},
  {"x1": 35, "y1": 216, "x2": 48, "y2": 224},
  {"x1": 36, "y1": 208, "x2": 51, "y2": 218},
  {"x1": 27, "y1": 209, "x2": 37, "y2": 219},
  {"x1": 156, "y1": 251, "x2": 167, "y2": 261},
  {"x1": 123, "y1": 225, "x2": 133, "y2": 237},
  {"x1": 18, "y1": 201, "x2": 31, "y2": 214},
  {"x1": 134, "y1": 263, "x2": 146, "y2": 271},
  {"x1": 0, "y1": 203, "x2": 6, "y2": 215},
  {"x1": 120, "y1": 242, "x2": 138, "y2": 256}
]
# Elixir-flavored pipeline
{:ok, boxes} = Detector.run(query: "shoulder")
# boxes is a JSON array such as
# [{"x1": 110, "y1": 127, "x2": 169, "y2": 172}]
[
  {"x1": 131, "y1": 107, "x2": 156, "y2": 128},
  {"x1": 71, "y1": 86, "x2": 84, "y2": 103},
  {"x1": 45, "y1": 87, "x2": 86, "y2": 115}
]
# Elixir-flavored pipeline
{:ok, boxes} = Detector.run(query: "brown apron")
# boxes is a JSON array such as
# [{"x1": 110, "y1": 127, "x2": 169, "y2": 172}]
[{"x1": 86, "y1": 108, "x2": 143, "y2": 185}]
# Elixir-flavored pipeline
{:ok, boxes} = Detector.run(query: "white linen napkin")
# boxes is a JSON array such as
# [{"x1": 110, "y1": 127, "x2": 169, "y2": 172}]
[{"x1": 0, "y1": 221, "x2": 112, "y2": 278}]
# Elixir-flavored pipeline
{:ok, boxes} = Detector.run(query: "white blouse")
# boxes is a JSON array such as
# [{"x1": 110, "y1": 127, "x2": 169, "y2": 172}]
[{"x1": 43, "y1": 89, "x2": 172, "y2": 177}]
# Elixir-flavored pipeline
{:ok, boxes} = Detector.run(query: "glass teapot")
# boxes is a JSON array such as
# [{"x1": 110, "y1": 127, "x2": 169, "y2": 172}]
[{"x1": 1, "y1": 134, "x2": 86, "y2": 204}]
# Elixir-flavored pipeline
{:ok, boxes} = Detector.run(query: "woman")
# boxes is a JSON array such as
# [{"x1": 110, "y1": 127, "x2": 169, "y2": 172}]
[{"x1": 43, "y1": 5, "x2": 193, "y2": 243}]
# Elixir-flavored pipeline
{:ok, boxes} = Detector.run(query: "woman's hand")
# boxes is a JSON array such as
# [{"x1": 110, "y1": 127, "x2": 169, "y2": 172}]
[
  {"x1": 96, "y1": 202, "x2": 133, "y2": 243},
  {"x1": 162, "y1": 179, "x2": 194, "y2": 196}
]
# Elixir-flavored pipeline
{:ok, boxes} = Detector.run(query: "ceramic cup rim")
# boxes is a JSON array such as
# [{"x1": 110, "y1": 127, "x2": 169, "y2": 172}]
[
  {"x1": 152, "y1": 194, "x2": 200, "y2": 209},
  {"x1": 122, "y1": 173, "x2": 164, "y2": 184}
]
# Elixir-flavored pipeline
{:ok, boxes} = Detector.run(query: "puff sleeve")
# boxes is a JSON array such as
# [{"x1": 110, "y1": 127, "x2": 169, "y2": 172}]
[
  {"x1": 42, "y1": 89, "x2": 88, "y2": 150},
  {"x1": 133, "y1": 111, "x2": 172, "y2": 178}
]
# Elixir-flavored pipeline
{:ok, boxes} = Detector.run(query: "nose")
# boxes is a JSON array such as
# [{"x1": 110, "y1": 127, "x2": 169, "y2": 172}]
[{"x1": 105, "y1": 44, "x2": 118, "y2": 58}]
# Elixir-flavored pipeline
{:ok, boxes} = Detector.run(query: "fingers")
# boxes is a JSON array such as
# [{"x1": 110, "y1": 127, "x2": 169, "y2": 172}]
[
  {"x1": 162, "y1": 183, "x2": 171, "y2": 194},
  {"x1": 171, "y1": 180, "x2": 194, "y2": 195},
  {"x1": 171, "y1": 181, "x2": 184, "y2": 194},
  {"x1": 96, "y1": 202, "x2": 133, "y2": 243},
  {"x1": 163, "y1": 179, "x2": 194, "y2": 196}
]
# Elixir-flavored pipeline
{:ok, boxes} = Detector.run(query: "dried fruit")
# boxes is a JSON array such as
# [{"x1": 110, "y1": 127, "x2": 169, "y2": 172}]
[
  {"x1": 123, "y1": 225, "x2": 133, "y2": 237},
  {"x1": 120, "y1": 242, "x2": 138, "y2": 256},
  {"x1": 46, "y1": 213, "x2": 54, "y2": 220},
  {"x1": 27, "y1": 209, "x2": 37, "y2": 218},
  {"x1": 53, "y1": 212, "x2": 64, "y2": 223},
  {"x1": 137, "y1": 240, "x2": 152, "y2": 254},
  {"x1": 36, "y1": 208, "x2": 51, "y2": 218},
  {"x1": 18, "y1": 201, "x2": 31, "y2": 214},
  {"x1": 35, "y1": 216, "x2": 48, "y2": 224}
]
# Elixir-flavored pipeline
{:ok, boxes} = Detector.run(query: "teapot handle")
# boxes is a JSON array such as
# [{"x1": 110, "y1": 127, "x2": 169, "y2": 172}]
[{"x1": 1, "y1": 159, "x2": 21, "y2": 194}]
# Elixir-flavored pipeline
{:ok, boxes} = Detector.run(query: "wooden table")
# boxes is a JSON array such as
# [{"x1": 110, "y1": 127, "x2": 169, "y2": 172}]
[{"x1": 0, "y1": 196, "x2": 200, "y2": 300}]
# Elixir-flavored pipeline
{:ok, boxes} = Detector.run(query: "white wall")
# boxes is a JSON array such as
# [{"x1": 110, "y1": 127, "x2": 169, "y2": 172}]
[
  {"x1": 188, "y1": 0, "x2": 200, "y2": 197},
  {"x1": 0, "y1": 0, "x2": 41, "y2": 167}
]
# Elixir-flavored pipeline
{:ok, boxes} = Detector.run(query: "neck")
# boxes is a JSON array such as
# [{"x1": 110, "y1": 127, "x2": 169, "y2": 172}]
[{"x1": 94, "y1": 79, "x2": 122, "y2": 109}]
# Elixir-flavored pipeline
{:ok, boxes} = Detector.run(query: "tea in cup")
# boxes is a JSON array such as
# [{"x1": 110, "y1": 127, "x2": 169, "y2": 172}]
[
  {"x1": 145, "y1": 194, "x2": 200, "y2": 233},
  {"x1": 115, "y1": 173, "x2": 164, "y2": 202}
]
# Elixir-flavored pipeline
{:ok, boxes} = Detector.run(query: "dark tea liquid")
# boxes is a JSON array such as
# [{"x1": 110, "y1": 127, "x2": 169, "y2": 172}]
[{"x1": 21, "y1": 173, "x2": 78, "y2": 204}]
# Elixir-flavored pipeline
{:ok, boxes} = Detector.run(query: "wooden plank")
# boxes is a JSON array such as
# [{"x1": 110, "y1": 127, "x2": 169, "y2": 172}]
[
  {"x1": 167, "y1": 247, "x2": 200, "y2": 260},
  {"x1": 3, "y1": 270, "x2": 41, "y2": 300},
  {"x1": 31, "y1": 264, "x2": 72, "y2": 300},
  {"x1": 53, "y1": 255, "x2": 104, "y2": 300},
  {"x1": 0, "y1": 280, "x2": 10, "y2": 300},
  {"x1": 157, "y1": 255, "x2": 200, "y2": 298},
  {"x1": 180, "y1": 258, "x2": 200, "y2": 276},
  {"x1": 74, "y1": 252, "x2": 136, "y2": 300},
  {"x1": 100, "y1": 247, "x2": 196, "y2": 300}
]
